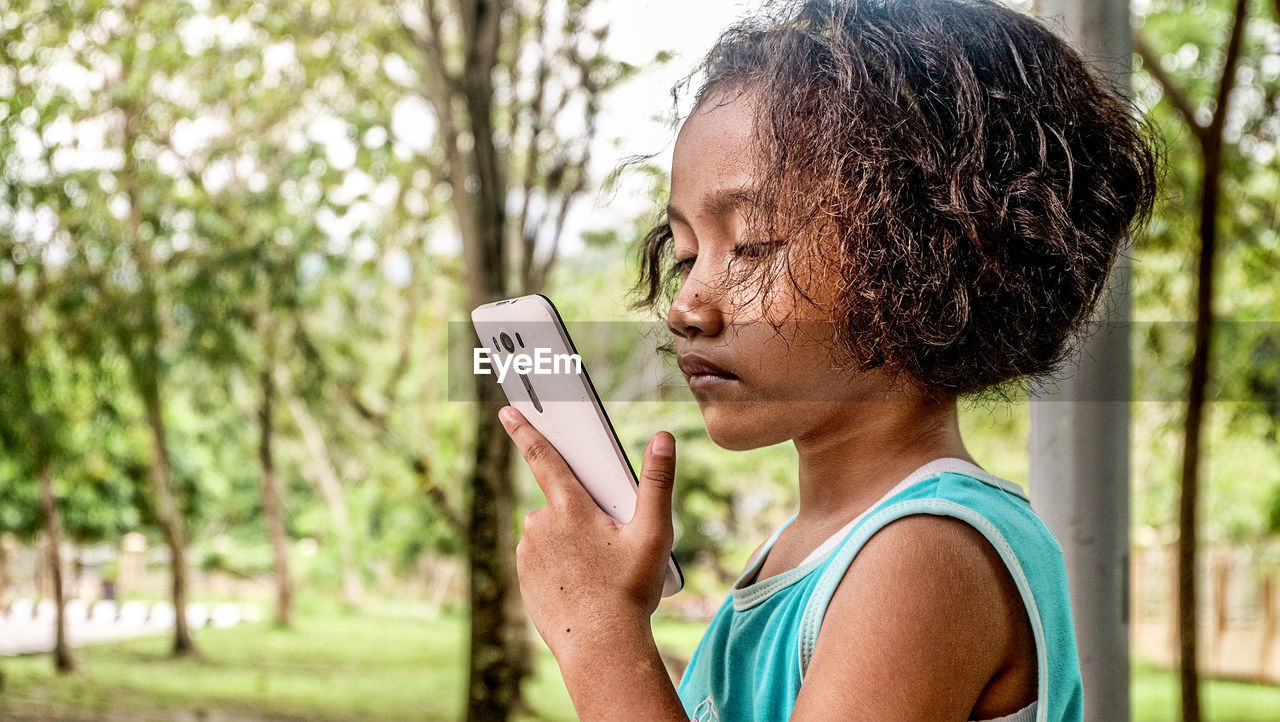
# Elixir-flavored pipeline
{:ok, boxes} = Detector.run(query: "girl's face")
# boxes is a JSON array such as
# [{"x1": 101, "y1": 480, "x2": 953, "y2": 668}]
[{"x1": 667, "y1": 85, "x2": 897, "y2": 451}]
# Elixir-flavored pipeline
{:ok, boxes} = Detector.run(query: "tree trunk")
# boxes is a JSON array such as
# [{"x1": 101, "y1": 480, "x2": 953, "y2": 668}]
[
  {"x1": 1174, "y1": 0, "x2": 1250, "y2": 709},
  {"x1": 1211, "y1": 551, "x2": 1228, "y2": 668},
  {"x1": 38, "y1": 460, "x2": 76, "y2": 674},
  {"x1": 1176, "y1": 187, "x2": 1206, "y2": 714},
  {"x1": 259, "y1": 359, "x2": 294, "y2": 627},
  {"x1": 465, "y1": 381, "x2": 529, "y2": 721},
  {"x1": 288, "y1": 396, "x2": 363, "y2": 607},
  {"x1": 0, "y1": 533, "x2": 12, "y2": 604},
  {"x1": 409, "y1": 0, "x2": 610, "y2": 715},
  {"x1": 142, "y1": 391, "x2": 197, "y2": 656},
  {"x1": 1140, "y1": 2, "x2": 1251, "y2": 717},
  {"x1": 118, "y1": 72, "x2": 196, "y2": 657},
  {"x1": 1259, "y1": 572, "x2": 1276, "y2": 684},
  {"x1": 71, "y1": 545, "x2": 83, "y2": 602},
  {"x1": 450, "y1": 2, "x2": 531, "y2": 718},
  {"x1": 1176, "y1": 143, "x2": 1217, "y2": 722}
]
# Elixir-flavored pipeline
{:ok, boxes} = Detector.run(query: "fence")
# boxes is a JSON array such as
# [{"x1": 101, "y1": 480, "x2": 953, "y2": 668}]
[{"x1": 1132, "y1": 542, "x2": 1280, "y2": 683}]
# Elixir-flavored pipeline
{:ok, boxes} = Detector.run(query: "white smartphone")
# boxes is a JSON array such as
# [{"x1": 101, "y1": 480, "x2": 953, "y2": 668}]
[{"x1": 471, "y1": 293, "x2": 684, "y2": 597}]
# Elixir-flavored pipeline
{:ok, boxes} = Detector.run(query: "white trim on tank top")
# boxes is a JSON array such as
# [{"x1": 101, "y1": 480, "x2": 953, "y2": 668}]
[{"x1": 797, "y1": 457, "x2": 996, "y2": 566}]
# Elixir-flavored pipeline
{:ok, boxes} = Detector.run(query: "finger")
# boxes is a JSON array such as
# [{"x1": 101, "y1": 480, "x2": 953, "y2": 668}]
[
  {"x1": 498, "y1": 405, "x2": 586, "y2": 509},
  {"x1": 633, "y1": 431, "x2": 676, "y2": 543}
]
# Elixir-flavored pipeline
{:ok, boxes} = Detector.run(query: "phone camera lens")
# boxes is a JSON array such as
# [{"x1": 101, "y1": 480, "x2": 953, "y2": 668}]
[{"x1": 500, "y1": 332, "x2": 515, "y2": 352}]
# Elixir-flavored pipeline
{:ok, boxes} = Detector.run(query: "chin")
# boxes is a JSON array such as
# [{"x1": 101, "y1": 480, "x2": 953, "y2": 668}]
[{"x1": 698, "y1": 402, "x2": 790, "y2": 451}]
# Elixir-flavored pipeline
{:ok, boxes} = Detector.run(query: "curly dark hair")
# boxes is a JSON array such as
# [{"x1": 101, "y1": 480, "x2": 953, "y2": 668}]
[{"x1": 628, "y1": 0, "x2": 1163, "y2": 396}]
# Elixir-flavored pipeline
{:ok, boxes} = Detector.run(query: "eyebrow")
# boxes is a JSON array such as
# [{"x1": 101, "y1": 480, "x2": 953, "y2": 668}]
[{"x1": 666, "y1": 186, "x2": 757, "y2": 228}]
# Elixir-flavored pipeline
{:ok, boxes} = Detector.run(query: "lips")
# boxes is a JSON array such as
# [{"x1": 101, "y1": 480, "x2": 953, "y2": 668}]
[{"x1": 677, "y1": 353, "x2": 738, "y2": 379}]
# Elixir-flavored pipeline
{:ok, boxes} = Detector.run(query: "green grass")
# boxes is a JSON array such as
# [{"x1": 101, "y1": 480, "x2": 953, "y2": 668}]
[
  {"x1": 2, "y1": 602, "x2": 1277, "y2": 721},
  {"x1": 0, "y1": 599, "x2": 565, "y2": 721},
  {"x1": 1133, "y1": 661, "x2": 1280, "y2": 722}
]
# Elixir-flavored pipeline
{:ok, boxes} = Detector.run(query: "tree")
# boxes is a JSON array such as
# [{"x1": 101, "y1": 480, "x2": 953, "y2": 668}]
[
  {"x1": 0, "y1": 0, "x2": 400, "y2": 637},
  {"x1": 284, "y1": 381, "x2": 365, "y2": 607},
  {"x1": 1134, "y1": 0, "x2": 1253, "y2": 717},
  {"x1": 0, "y1": 280, "x2": 78, "y2": 674},
  {"x1": 388, "y1": 0, "x2": 646, "y2": 715}
]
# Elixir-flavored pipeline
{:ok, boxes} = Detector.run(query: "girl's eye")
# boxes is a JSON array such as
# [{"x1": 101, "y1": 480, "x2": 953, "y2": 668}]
[
  {"x1": 670, "y1": 256, "x2": 695, "y2": 276},
  {"x1": 670, "y1": 242, "x2": 781, "y2": 276},
  {"x1": 731, "y1": 241, "x2": 784, "y2": 260}
]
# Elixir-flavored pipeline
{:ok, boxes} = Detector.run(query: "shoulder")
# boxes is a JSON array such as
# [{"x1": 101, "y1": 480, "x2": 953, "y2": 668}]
[{"x1": 792, "y1": 514, "x2": 1031, "y2": 721}]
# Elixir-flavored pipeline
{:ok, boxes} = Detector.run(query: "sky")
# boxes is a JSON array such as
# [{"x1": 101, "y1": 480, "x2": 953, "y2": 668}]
[{"x1": 535, "y1": 0, "x2": 766, "y2": 258}]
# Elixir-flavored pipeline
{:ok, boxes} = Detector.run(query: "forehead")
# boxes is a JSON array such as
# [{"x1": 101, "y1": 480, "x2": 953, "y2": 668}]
[{"x1": 671, "y1": 86, "x2": 761, "y2": 207}]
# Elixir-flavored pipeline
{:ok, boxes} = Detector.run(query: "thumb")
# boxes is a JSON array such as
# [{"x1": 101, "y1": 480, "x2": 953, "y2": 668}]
[{"x1": 634, "y1": 431, "x2": 676, "y2": 540}]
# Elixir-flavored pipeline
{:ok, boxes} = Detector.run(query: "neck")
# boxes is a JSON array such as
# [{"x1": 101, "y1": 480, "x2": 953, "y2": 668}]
[{"x1": 791, "y1": 393, "x2": 973, "y2": 525}]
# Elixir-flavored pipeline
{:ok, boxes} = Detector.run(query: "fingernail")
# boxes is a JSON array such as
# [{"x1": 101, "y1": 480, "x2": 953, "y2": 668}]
[
  {"x1": 499, "y1": 407, "x2": 517, "y2": 428},
  {"x1": 652, "y1": 433, "x2": 674, "y2": 458}
]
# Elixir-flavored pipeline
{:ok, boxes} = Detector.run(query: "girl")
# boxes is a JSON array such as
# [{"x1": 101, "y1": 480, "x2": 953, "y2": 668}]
[{"x1": 498, "y1": 0, "x2": 1160, "y2": 719}]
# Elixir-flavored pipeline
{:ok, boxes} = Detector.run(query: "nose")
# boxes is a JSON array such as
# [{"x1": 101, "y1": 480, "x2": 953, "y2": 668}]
[{"x1": 666, "y1": 275, "x2": 726, "y2": 340}]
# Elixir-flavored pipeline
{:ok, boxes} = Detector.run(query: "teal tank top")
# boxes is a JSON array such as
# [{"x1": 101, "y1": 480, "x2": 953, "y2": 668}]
[{"x1": 676, "y1": 462, "x2": 1084, "y2": 722}]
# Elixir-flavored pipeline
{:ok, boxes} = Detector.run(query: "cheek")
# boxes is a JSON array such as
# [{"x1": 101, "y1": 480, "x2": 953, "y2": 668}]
[
  {"x1": 739, "y1": 325, "x2": 841, "y2": 398},
  {"x1": 692, "y1": 299, "x2": 850, "y2": 448},
  {"x1": 696, "y1": 343, "x2": 837, "y2": 449}
]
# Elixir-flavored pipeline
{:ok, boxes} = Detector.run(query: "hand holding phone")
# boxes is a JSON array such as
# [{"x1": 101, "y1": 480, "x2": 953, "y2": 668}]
[{"x1": 471, "y1": 294, "x2": 684, "y2": 597}]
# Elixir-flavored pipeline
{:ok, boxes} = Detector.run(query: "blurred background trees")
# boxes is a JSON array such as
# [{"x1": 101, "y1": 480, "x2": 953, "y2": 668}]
[{"x1": 0, "y1": 0, "x2": 1278, "y2": 720}]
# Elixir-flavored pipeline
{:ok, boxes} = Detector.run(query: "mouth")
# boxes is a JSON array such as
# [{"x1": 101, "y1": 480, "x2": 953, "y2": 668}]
[
  {"x1": 686, "y1": 373, "x2": 737, "y2": 391},
  {"x1": 677, "y1": 353, "x2": 739, "y2": 389}
]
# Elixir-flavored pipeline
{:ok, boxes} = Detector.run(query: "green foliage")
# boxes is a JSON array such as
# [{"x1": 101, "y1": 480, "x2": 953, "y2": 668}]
[
  {"x1": 1130, "y1": 0, "x2": 1280, "y2": 544},
  {"x1": 0, "y1": 0, "x2": 461, "y2": 583}
]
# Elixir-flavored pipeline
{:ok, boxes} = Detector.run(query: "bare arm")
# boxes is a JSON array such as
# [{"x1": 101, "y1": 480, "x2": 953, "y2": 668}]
[{"x1": 791, "y1": 514, "x2": 1036, "y2": 721}]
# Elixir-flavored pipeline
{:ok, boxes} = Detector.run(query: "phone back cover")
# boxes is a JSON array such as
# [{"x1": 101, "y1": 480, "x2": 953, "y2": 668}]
[{"x1": 471, "y1": 295, "x2": 639, "y2": 523}]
